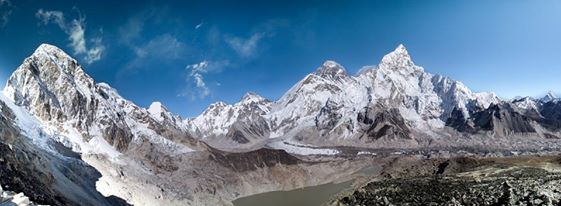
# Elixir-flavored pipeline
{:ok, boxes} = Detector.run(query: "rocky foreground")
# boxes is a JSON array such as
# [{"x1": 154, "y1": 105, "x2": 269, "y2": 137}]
[{"x1": 328, "y1": 155, "x2": 561, "y2": 206}]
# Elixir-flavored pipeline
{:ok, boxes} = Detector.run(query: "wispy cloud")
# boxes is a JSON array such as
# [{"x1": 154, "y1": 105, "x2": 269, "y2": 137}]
[
  {"x1": 225, "y1": 32, "x2": 265, "y2": 58},
  {"x1": 117, "y1": 8, "x2": 189, "y2": 72},
  {"x1": 187, "y1": 61, "x2": 210, "y2": 98},
  {"x1": 123, "y1": 33, "x2": 187, "y2": 72},
  {"x1": 195, "y1": 21, "x2": 204, "y2": 29},
  {"x1": 85, "y1": 36, "x2": 104, "y2": 64},
  {"x1": 134, "y1": 34, "x2": 185, "y2": 59},
  {"x1": 0, "y1": 0, "x2": 13, "y2": 28},
  {"x1": 181, "y1": 60, "x2": 229, "y2": 99},
  {"x1": 223, "y1": 19, "x2": 286, "y2": 58},
  {"x1": 35, "y1": 9, "x2": 105, "y2": 64}
]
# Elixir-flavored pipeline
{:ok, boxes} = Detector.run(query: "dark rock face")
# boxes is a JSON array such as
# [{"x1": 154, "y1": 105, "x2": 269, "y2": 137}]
[
  {"x1": 448, "y1": 103, "x2": 537, "y2": 136},
  {"x1": 208, "y1": 147, "x2": 300, "y2": 172},
  {"x1": 472, "y1": 103, "x2": 536, "y2": 135},
  {"x1": 358, "y1": 105, "x2": 410, "y2": 140},
  {"x1": 445, "y1": 107, "x2": 472, "y2": 132},
  {"x1": 447, "y1": 100, "x2": 561, "y2": 137},
  {"x1": 315, "y1": 99, "x2": 344, "y2": 135},
  {"x1": 538, "y1": 101, "x2": 561, "y2": 131},
  {"x1": 228, "y1": 129, "x2": 250, "y2": 144},
  {"x1": 0, "y1": 142, "x2": 67, "y2": 206}
]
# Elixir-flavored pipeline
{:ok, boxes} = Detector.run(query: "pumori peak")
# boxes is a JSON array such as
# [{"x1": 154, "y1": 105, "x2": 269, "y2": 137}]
[
  {"x1": 34, "y1": 43, "x2": 68, "y2": 56},
  {"x1": 28, "y1": 43, "x2": 83, "y2": 74}
]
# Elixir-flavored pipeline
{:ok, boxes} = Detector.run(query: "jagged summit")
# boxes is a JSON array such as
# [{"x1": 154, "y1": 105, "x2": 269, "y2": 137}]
[
  {"x1": 314, "y1": 60, "x2": 347, "y2": 78},
  {"x1": 541, "y1": 91, "x2": 557, "y2": 102},
  {"x1": 240, "y1": 92, "x2": 268, "y2": 104},
  {"x1": 379, "y1": 44, "x2": 416, "y2": 71},
  {"x1": 394, "y1": 44, "x2": 408, "y2": 54}
]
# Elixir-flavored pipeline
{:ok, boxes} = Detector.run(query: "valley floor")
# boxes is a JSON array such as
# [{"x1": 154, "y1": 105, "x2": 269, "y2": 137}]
[{"x1": 327, "y1": 155, "x2": 561, "y2": 206}]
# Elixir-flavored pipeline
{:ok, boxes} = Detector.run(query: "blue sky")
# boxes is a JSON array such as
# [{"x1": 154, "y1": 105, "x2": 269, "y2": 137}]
[{"x1": 0, "y1": 0, "x2": 560, "y2": 117}]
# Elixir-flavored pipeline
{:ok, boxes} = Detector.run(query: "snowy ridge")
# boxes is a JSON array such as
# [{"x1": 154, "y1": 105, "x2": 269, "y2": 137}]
[
  {"x1": 186, "y1": 92, "x2": 273, "y2": 146},
  {"x1": 187, "y1": 44, "x2": 501, "y2": 149}
]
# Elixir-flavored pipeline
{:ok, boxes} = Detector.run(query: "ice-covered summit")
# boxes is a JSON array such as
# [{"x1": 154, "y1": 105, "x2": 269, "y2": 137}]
[
  {"x1": 240, "y1": 92, "x2": 269, "y2": 104},
  {"x1": 148, "y1": 102, "x2": 168, "y2": 120},
  {"x1": 379, "y1": 44, "x2": 416, "y2": 70},
  {"x1": 541, "y1": 91, "x2": 557, "y2": 102},
  {"x1": 314, "y1": 60, "x2": 347, "y2": 78}
]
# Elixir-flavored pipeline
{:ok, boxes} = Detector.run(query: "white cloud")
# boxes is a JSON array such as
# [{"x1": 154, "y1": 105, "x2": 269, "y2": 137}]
[
  {"x1": 118, "y1": 15, "x2": 144, "y2": 44},
  {"x1": 134, "y1": 34, "x2": 185, "y2": 59},
  {"x1": 195, "y1": 21, "x2": 204, "y2": 29},
  {"x1": 67, "y1": 18, "x2": 87, "y2": 54},
  {"x1": 225, "y1": 32, "x2": 265, "y2": 58},
  {"x1": 85, "y1": 37, "x2": 105, "y2": 64},
  {"x1": 186, "y1": 61, "x2": 210, "y2": 99},
  {"x1": 36, "y1": 9, "x2": 65, "y2": 29},
  {"x1": 183, "y1": 60, "x2": 229, "y2": 99},
  {"x1": 35, "y1": 9, "x2": 104, "y2": 64}
]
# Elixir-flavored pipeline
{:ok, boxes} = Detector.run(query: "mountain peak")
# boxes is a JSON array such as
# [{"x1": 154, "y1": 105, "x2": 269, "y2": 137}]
[
  {"x1": 395, "y1": 44, "x2": 408, "y2": 54},
  {"x1": 314, "y1": 60, "x2": 347, "y2": 78},
  {"x1": 541, "y1": 91, "x2": 557, "y2": 102},
  {"x1": 33, "y1": 43, "x2": 72, "y2": 59},
  {"x1": 241, "y1": 92, "x2": 267, "y2": 104},
  {"x1": 35, "y1": 43, "x2": 61, "y2": 52},
  {"x1": 379, "y1": 44, "x2": 415, "y2": 69},
  {"x1": 4, "y1": 43, "x2": 94, "y2": 103},
  {"x1": 26, "y1": 43, "x2": 83, "y2": 76},
  {"x1": 148, "y1": 101, "x2": 168, "y2": 114},
  {"x1": 148, "y1": 101, "x2": 171, "y2": 121}
]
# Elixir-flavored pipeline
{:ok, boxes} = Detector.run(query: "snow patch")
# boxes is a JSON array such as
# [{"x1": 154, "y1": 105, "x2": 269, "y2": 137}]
[{"x1": 268, "y1": 140, "x2": 339, "y2": 156}]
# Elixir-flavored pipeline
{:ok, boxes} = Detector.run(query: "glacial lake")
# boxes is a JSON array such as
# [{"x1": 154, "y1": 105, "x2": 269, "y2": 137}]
[{"x1": 232, "y1": 180, "x2": 354, "y2": 206}]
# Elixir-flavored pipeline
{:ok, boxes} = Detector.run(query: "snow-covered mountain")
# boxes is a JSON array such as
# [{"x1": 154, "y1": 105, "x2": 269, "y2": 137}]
[
  {"x1": 187, "y1": 44, "x2": 502, "y2": 148},
  {"x1": 185, "y1": 92, "x2": 273, "y2": 148},
  {"x1": 9, "y1": 42, "x2": 560, "y2": 159},
  {"x1": 3, "y1": 44, "x2": 198, "y2": 158},
  {"x1": 3, "y1": 43, "x2": 561, "y2": 206}
]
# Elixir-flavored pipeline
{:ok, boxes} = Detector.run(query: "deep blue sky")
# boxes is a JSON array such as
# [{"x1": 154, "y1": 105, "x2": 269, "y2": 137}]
[{"x1": 0, "y1": 0, "x2": 560, "y2": 117}]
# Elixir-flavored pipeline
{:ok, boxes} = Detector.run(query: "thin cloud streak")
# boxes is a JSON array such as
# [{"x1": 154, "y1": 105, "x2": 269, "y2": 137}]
[{"x1": 35, "y1": 9, "x2": 105, "y2": 64}]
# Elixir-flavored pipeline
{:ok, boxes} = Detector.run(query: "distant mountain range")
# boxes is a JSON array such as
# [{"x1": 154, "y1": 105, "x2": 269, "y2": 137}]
[{"x1": 1, "y1": 43, "x2": 561, "y2": 205}]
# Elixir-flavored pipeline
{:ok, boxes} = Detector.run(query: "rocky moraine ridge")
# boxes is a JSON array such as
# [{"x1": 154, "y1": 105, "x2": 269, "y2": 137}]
[{"x1": 0, "y1": 43, "x2": 561, "y2": 205}]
